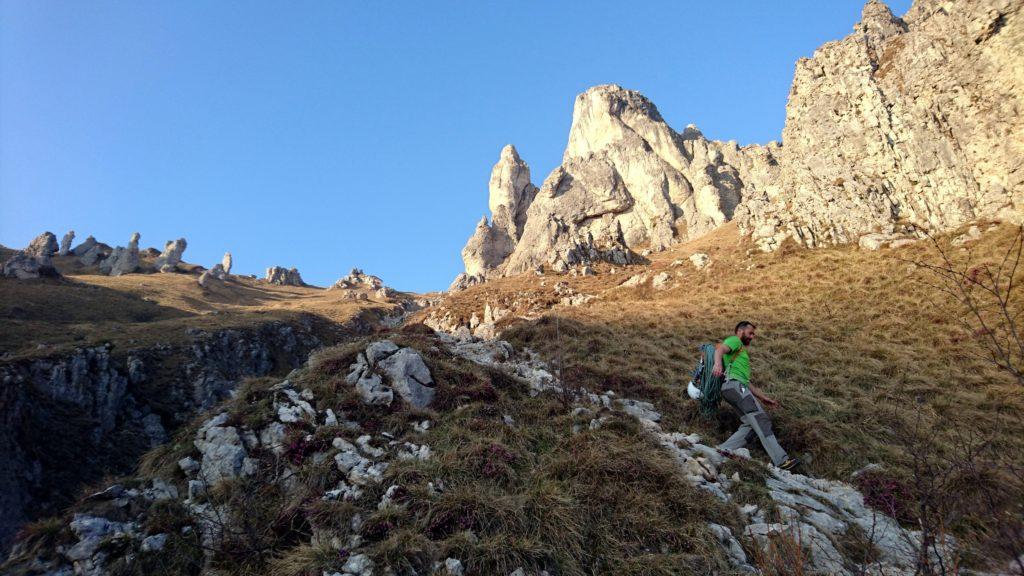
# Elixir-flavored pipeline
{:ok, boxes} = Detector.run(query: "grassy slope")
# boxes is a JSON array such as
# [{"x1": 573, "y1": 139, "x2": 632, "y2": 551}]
[
  {"x1": 5, "y1": 330, "x2": 741, "y2": 576},
  {"x1": 0, "y1": 258, "x2": 404, "y2": 360},
  {"x1": 425, "y1": 222, "x2": 1024, "y2": 519}
]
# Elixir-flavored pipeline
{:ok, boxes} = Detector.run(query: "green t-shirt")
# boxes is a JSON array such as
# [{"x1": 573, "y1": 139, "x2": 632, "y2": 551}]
[{"x1": 723, "y1": 335, "x2": 750, "y2": 386}]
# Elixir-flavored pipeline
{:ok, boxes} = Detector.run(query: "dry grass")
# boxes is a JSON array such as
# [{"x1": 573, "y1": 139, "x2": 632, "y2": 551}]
[
  {"x1": 6, "y1": 333, "x2": 743, "y2": 575},
  {"x1": 431, "y1": 221, "x2": 1024, "y2": 561},
  {"x1": 0, "y1": 264, "x2": 401, "y2": 360}
]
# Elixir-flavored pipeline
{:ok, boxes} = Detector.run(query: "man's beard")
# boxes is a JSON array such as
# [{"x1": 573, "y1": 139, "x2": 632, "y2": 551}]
[{"x1": 740, "y1": 335, "x2": 752, "y2": 345}]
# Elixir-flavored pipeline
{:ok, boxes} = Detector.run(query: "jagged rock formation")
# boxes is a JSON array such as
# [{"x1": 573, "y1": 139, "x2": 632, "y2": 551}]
[
  {"x1": 153, "y1": 238, "x2": 187, "y2": 272},
  {"x1": 100, "y1": 232, "x2": 141, "y2": 276},
  {"x1": 331, "y1": 268, "x2": 384, "y2": 290},
  {"x1": 0, "y1": 323, "x2": 321, "y2": 553},
  {"x1": 455, "y1": 0, "x2": 1023, "y2": 285},
  {"x1": 221, "y1": 252, "x2": 233, "y2": 274},
  {"x1": 738, "y1": 0, "x2": 1024, "y2": 251},
  {"x1": 197, "y1": 263, "x2": 227, "y2": 287},
  {"x1": 456, "y1": 88, "x2": 775, "y2": 285},
  {"x1": 2, "y1": 232, "x2": 60, "y2": 279},
  {"x1": 58, "y1": 231, "x2": 75, "y2": 256},
  {"x1": 265, "y1": 266, "x2": 305, "y2": 286},
  {"x1": 345, "y1": 340, "x2": 436, "y2": 409},
  {"x1": 70, "y1": 235, "x2": 110, "y2": 267},
  {"x1": 454, "y1": 145, "x2": 538, "y2": 289}
]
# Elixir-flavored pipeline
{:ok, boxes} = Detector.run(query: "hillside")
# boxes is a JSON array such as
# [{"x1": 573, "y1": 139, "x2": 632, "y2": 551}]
[
  {"x1": 2, "y1": 0, "x2": 1023, "y2": 574},
  {"x1": 0, "y1": 247, "x2": 414, "y2": 556}
]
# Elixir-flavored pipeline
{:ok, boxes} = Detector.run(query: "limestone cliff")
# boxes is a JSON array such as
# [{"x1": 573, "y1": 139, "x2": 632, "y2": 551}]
[
  {"x1": 739, "y1": 0, "x2": 1024, "y2": 250},
  {"x1": 455, "y1": 0, "x2": 1023, "y2": 286}
]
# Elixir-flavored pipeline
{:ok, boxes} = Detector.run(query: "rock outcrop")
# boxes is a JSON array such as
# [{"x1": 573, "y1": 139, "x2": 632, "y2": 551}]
[
  {"x1": 331, "y1": 268, "x2": 384, "y2": 291},
  {"x1": 455, "y1": 86, "x2": 777, "y2": 283},
  {"x1": 737, "y1": 0, "x2": 1024, "y2": 251},
  {"x1": 153, "y1": 238, "x2": 187, "y2": 272},
  {"x1": 455, "y1": 145, "x2": 539, "y2": 288},
  {"x1": 2, "y1": 232, "x2": 61, "y2": 279},
  {"x1": 71, "y1": 235, "x2": 111, "y2": 267},
  {"x1": 221, "y1": 252, "x2": 232, "y2": 274},
  {"x1": 345, "y1": 341, "x2": 436, "y2": 409},
  {"x1": 0, "y1": 322, "x2": 321, "y2": 553},
  {"x1": 455, "y1": 0, "x2": 1023, "y2": 285},
  {"x1": 197, "y1": 263, "x2": 227, "y2": 288},
  {"x1": 265, "y1": 266, "x2": 305, "y2": 286},
  {"x1": 58, "y1": 231, "x2": 75, "y2": 256},
  {"x1": 100, "y1": 232, "x2": 141, "y2": 276}
]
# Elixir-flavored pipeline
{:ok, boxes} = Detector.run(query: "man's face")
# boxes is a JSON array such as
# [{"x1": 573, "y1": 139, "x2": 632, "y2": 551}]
[{"x1": 739, "y1": 326, "x2": 756, "y2": 345}]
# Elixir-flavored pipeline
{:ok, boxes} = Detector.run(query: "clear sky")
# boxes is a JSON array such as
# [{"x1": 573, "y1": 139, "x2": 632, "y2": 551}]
[{"x1": 1, "y1": 0, "x2": 912, "y2": 292}]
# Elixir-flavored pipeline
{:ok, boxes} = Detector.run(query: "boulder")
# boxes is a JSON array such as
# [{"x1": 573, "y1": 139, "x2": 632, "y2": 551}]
[
  {"x1": 59, "y1": 231, "x2": 75, "y2": 256},
  {"x1": 2, "y1": 252, "x2": 49, "y2": 279},
  {"x1": 101, "y1": 232, "x2": 140, "y2": 276},
  {"x1": 71, "y1": 235, "x2": 98, "y2": 257},
  {"x1": 652, "y1": 271, "x2": 672, "y2": 290},
  {"x1": 266, "y1": 266, "x2": 305, "y2": 286},
  {"x1": 690, "y1": 252, "x2": 710, "y2": 270},
  {"x1": 221, "y1": 252, "x2": 232, "y2": 274},
  {"x1": 193, "y1": 413, "x2": 257, "y2": 484},
  {"x1": 25, "y1": 232, "x2": 58, "y2": 261},
  {"x1": 330, "y1": 268, "x2": 385, "y2": 290},
  {"x1": 153, "y1": 238, "x2": 187, "y2": 272},
  {"x1": 2, "y1": 232, "x2": 60, "y2": 279},
  {"x1": 378, "y1": 348, "x2": 436, "y2": 409},
  {"x1": 78, "y1": 242, "x2": 109, "y2": 266}
]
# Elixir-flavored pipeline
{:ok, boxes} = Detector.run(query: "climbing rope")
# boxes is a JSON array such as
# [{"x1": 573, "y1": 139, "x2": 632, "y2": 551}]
[{"x1": 695, "y1": 343, "x2": 724, "y2": 418}]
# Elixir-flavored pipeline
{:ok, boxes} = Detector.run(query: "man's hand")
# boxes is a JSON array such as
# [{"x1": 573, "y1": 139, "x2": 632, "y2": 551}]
[
  {"x1": 712, "y1": 361, "x2": 724, "y2": 378},
  {"x1": 748, "y1": 384, "x2": 780, "y2": 409}
]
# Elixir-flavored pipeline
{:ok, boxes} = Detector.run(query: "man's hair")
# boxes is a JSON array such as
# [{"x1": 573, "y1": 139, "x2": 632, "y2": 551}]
[{"x1": 735, "y1": 321, "x2": 756, "y2": 333}]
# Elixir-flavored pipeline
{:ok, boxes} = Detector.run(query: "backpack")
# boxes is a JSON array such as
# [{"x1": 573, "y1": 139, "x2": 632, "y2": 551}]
[{"x1": 687, "y1": 343, "x2": 744, "y2": 418}]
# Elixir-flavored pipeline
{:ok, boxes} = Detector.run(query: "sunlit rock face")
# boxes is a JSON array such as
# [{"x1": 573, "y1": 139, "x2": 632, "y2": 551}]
[
  {"x1": 458, "y1": 85, "x2": 776, "y2": 283},
  {"x1": 737, "y1": 0, "x2": 1024, "y2": 250},
  {"x1": 455, "y1": 0, "x2": 1024, "y2": 287}
]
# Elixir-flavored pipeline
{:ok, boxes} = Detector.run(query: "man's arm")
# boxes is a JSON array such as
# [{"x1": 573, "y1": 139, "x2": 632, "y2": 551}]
[
  {"x1": 711, "y1": 343, "x2": 730, "y2": 377},
  {"x1": 747, "y1": 383, "x2": 779, "y2": 408}
]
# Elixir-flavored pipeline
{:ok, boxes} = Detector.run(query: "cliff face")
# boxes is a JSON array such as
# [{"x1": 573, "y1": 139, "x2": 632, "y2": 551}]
[
  {"x1": 0, "y1": 322, "x2": 321, "y2": 554},
  {"x1": 454, "y1": 86, "x2": 778, "y2": 288},
  {"x1": 739, "y1": 0, "x2": 1024, "y2": 250},
  {"x1": 456, "y1": 0, "x2": 1023, "y2": 285}
]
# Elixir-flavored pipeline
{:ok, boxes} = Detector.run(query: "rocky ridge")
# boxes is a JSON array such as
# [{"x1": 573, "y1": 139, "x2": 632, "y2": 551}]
[
  {"x1": 455, "y1": 0, "x2": 1023, "y2": 286},
  {"x1": 0, "y1": 322, "x2": 321, "y2": 554},
  {"x1": 2, "y1": 331, "x2": 967, "y2": 576}
]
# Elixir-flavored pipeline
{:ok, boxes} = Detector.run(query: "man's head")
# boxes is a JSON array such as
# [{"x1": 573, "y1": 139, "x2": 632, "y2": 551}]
[{"x1": 735, "y1": 321, "x2": 757, "y2": 345}]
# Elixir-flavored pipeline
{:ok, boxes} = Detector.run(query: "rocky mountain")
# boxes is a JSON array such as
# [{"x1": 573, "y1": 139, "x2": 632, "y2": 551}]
[{"x1": 455, "y1": 0, "x2": 1022, "y2": 286}]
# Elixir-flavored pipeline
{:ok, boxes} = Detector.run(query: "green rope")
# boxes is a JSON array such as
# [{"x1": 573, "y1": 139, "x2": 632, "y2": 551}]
[{"x1": 697, "y1": 343, "x2": 724, "y2": 418}]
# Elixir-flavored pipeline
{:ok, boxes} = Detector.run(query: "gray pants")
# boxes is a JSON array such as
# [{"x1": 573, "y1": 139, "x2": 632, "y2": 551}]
[{"x1": 718, "y1": 379, "x2": 789, "y2": 466}]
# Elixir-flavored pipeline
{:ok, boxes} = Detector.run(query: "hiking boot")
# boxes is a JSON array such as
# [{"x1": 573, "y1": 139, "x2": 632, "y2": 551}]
[{"x1": 778, "y1": 456, "x2": 802, "y2": 471}]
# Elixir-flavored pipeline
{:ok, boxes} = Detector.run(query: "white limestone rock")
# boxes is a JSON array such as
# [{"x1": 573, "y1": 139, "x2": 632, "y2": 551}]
[
  {"x1": 737, "y1": 0, "x2": 1023, "y2": 251},
  {"x1": 689, "y1": 252, "x2": 710, "y2": 270},
  {"x1": 3, "y1": 232, "x2": 61, "y2": 279},
  {"x1": 154, "y1": 238, "x2": 187, "y2": 272},
  {"x1": 101, "y1": 232, "x2": 140, "y2": 276},
  {"x1": 59, "y1": 230, "x2": 75, "y2": 256},
  {"x1": 265, "y1": 266, "x2": 304, "y2": 286}
]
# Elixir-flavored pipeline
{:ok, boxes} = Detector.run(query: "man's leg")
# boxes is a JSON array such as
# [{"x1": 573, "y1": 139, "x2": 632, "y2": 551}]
[
  {"x1": 719, "y1": 422, "x2": 753, "y2": 451},
  {"x1": 740, "y1": 403, "x2": 789, "y2": 466},
  {"x1": 721, "y1": 380, "x2": 789, "y2": 466},
  {"x1": 718, "y1": 380, "x2": 754, "y2": 452}
]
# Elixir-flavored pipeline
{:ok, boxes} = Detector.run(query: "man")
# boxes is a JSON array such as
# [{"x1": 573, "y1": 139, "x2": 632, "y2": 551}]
[{"x1": 712, "y1": 321, "x2": 800, "y2": 471}]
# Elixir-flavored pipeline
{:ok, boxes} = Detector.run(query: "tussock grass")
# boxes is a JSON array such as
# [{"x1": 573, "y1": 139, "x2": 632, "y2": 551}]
[
  {"x1": 434, "y1": 222, "x2": 1024, "y2": 562},
  {"x1": 5, "y1": 333, "x2": 737, "y2": 576}
]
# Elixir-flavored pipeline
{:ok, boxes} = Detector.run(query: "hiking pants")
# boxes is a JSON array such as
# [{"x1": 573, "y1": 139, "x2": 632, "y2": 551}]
[{"x1": 718, "y1": 379, "x2": 789, "y2": 466}]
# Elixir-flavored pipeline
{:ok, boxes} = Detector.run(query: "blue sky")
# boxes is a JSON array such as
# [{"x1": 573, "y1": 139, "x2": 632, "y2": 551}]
[{"x1": 1, "y1": 0, "x2": 912, "y2": 292}]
